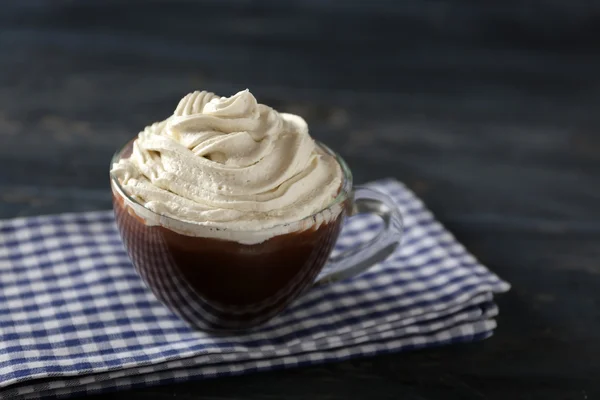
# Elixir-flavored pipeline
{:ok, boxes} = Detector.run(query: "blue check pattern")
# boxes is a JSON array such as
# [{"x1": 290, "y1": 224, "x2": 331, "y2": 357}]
[{"x1": 0, "y1": 179, "x2": 510, "y2": 399}]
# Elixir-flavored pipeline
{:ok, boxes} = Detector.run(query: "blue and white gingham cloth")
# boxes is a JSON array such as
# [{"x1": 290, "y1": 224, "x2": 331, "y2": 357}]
[{"x1": 0, "y1": 179, "x2": 509, "y2": 399}]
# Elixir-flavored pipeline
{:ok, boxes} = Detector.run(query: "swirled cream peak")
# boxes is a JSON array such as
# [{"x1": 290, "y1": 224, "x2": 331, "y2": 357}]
[{"x1": 111, "y1": 89, "x2": 343, "y2": 243}]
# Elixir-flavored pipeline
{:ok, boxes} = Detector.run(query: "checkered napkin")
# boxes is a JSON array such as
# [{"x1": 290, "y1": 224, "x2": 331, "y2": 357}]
[{"x1": 0, "y1": 179, "x2": 509, "y2": 399}]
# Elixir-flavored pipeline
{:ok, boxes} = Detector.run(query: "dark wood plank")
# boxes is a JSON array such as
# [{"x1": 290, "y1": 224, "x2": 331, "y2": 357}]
[{"x1": 1, "y1": 1, "x2": 599, "y2": 399}]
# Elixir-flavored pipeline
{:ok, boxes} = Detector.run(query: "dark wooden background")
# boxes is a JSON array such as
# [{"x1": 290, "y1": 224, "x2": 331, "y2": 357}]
[{"x1": 1, "y1": 1, "x2": 599, "y2": 399}]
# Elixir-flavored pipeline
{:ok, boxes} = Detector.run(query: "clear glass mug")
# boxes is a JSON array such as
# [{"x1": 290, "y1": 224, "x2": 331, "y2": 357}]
[{"x1": 111, "y1": 141, "x2": 403, "y2": 332}]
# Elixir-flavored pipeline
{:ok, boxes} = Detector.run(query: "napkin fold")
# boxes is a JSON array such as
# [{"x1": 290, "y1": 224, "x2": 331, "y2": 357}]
[{"x1": 0, "y1": 179, "x2": 509, "y2": 399}]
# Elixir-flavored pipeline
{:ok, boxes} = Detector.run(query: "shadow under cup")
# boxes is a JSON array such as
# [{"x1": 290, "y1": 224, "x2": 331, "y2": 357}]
[{"x1": 111, "y1": 141, "x2": 402, "y2": 332}]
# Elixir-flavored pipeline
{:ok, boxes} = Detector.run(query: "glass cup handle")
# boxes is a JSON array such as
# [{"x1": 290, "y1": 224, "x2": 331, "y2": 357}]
[{"x1": 314, "y1": 186, "x2": 404, "y2": 286}]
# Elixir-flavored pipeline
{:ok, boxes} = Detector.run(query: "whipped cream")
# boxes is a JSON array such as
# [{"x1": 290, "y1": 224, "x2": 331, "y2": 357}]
[{"x1": 111, "y1": 89, "x2": 344, "y2": 244}]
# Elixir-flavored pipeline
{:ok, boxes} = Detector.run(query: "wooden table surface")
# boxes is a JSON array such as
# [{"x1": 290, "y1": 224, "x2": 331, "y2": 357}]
[{"x1": 1, "y1": 1, "x2": 599, "y2": 399}]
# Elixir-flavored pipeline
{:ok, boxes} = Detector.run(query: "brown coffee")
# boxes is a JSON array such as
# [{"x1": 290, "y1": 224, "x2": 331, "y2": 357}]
[
  {"x1": 112, "y1": 189, "x2": 349, "y2": 332},
  {"x1": 109, "y1": 90, "x2": 401, "y2": 332}
]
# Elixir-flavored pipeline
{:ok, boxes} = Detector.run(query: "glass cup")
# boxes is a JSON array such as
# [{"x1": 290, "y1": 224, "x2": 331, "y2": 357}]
[{"x1": 110, "y1": 140, "x2": 403, "y2": 332}]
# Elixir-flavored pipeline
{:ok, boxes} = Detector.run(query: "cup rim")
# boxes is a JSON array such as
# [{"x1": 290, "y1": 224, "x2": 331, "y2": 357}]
[{"x1": 109, "y1": 139, "x2": 353, "y2": 233}]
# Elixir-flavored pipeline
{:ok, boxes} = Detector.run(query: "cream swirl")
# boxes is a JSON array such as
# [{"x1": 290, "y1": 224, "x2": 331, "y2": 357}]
[{"x1": 111, "y1": 89, "x2": 343, "y2": 243}]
